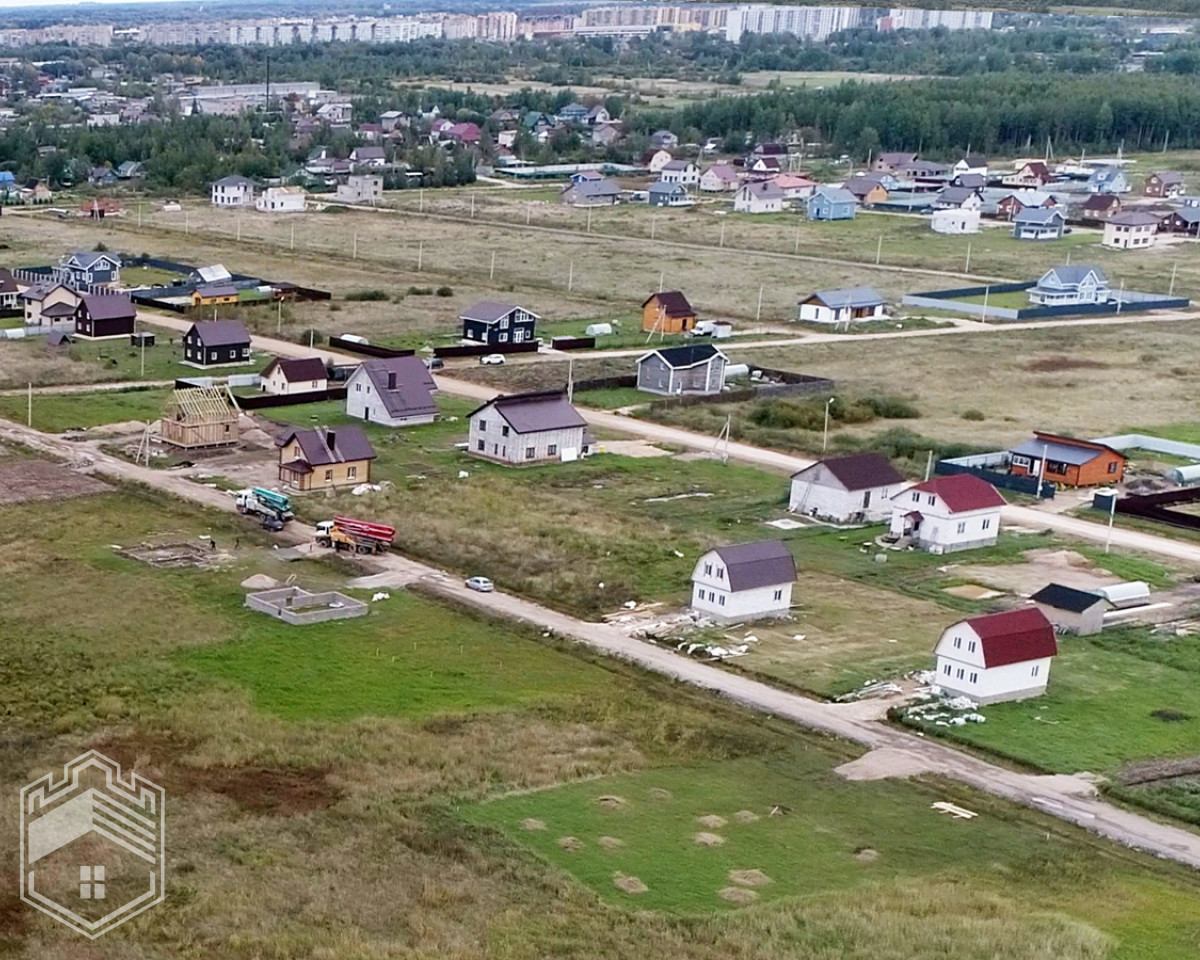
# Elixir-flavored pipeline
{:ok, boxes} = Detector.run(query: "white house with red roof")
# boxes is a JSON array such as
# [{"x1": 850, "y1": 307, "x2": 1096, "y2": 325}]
[
  {"x1": 888, "y1": 473, "x2": 1005, "y2": 553},
  {"x1": 933, "y1": 607, "x2": 1058, "y2": 704}
]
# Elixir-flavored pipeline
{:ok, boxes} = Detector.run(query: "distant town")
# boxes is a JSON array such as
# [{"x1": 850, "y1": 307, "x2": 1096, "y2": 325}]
[{"x1": 0, "y1": 4, "x2": 1001, "y2": 48}]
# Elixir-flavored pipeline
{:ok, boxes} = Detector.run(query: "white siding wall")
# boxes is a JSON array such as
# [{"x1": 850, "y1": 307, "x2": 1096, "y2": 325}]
[
  {"x1": 264, "y1": 368, "x2": 326, "y2": 396},
  {"x1": 798, "y1": 302, "x2": 838, "y2": 323},
  {"x1": 935, "y1": 654, "x2": 1052, "y2": 704},
  {"x1": 789, "y1": 474, "x2": 899, "y2": 522},
  {"x1": 690, "y1": 549, "x2": 793, "y2": 620},
  {"x1": 345, "y1": 368, "x2": 433, "y2": 427},
  {"x1": 889, "y1": 492, "x2": 1000, "y2": 553},
  {"x1": 468, "y1": 407, "x2": 585, "y2": 465}
]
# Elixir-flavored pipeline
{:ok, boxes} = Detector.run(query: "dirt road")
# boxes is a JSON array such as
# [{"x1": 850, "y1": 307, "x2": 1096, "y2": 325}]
[{"x1": 3, "y1": 418, "x2": 1200, "y2": 872}]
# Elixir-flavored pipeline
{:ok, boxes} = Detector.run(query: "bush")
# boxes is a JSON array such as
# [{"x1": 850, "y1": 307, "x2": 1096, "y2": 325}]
[
  {"x1": 862, "y1": 395, "x2": 920, "y2": 419},
  {"x1": 435, "y1": 286, "x2": 454, "y2": 297},
  {"x1": 296, "y1": 329, "x2": 324, "y2": 346},
  {"x1": 961, "y1": 409, "x2": 986, "y2": 421},
  {"x1": 407, "y1": 286, "x2": 434, "y2": 296},
  {"x1": 93, "y1": 241, "x2": 108, "y2": 252},
  {"x1": 344, "y1": 290, "x2": 390, "y2": 302}
]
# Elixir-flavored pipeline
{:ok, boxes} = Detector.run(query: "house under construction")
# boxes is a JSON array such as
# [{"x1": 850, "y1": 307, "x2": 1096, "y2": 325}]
[{"x1": 159, "y1": 385, "x2": 240, "y2": 449}]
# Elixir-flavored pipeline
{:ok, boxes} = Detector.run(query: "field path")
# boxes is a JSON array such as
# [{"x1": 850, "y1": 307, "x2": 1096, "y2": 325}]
[{"x1": 3, "y1": 418, "x2": 1200, "y2": 871}]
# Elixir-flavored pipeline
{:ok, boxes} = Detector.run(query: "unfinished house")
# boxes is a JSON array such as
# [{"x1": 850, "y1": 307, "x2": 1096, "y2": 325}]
[{"x1": 159, "y1": 386, "x2": 240, "y2": 449}]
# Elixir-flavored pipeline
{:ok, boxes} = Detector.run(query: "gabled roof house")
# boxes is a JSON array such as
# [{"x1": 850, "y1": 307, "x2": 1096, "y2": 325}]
[
  {"x1": 934, "y1": 608, "x2": 1058, "y2": 704},
  {"x1": 691, "y1": 540, "x2": 796, "y2": 621},
  {"x1": 889, "y1": 474, "x2": 1005, "y2": 553},
  {"x1": 790, "y1": 452, "x2": 906, "y2": 523}
]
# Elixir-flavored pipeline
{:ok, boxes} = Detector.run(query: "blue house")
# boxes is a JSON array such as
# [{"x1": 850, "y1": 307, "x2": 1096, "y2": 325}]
[
  {"x1": 807, "y1": 186, "x2": 858, "y2": 221},
  {"x1": 557, "y1": 102, "x2": 589, "y2": 125},
  {"x1": 0, "y1": 171, "x2": 15, "y2": 197},
  {"x1": 648, "y1": 182, "x2": 691, "y2": 207},
  {"x1": 1012, "y1": 208, "x2": 1066, "y2": 241},
  {"x1": 1087, "y1": 166, "x2": 1130, "y2": 195},
  {"x1": 59, "y1": 250, "x2": 122, "y2": 287}
]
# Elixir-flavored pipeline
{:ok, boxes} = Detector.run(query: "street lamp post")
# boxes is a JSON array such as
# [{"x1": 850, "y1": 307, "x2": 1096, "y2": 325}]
[{"x1": 823, "y1": 397, "x2": 835, "y2": 452}]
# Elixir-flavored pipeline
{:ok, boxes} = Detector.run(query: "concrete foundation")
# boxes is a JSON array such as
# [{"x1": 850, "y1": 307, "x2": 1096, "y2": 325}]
[{"x1": 245, "y1": 586, "x2": 368, "y2": 625}]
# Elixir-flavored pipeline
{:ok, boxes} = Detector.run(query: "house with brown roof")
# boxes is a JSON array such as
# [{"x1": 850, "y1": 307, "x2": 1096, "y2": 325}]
[
  {"x1": 467, "y1": 390, "x2": 589, "y2": 465},
  {"x1": 1002, "y1": 161, "x2": 1053, "y2": 188},
  {"x1": 888, "y1": 474, "x2": 1005, "y2": 553},
  {"x1": 1103, "y1": 211, "x2": 1160, "y2": 250},
  {"x1": 277, "y1": 425, "x2": 376, "y2": 491},
  {"x1": 0, "y1": 268, "x2": 19, "y2": 315},
  {"x1": 1076, "y1": 193, "x2": 1122, "y2": 224},
  {"x1": 872, "y1": 151, "x2": 916, "y2": 173},
  {"x1": 789, "y1": 452, "x2": 906, "y2": 523},
  {"x1": 842, "y1": 176, "x2": 889, "y2": 206},
  {"x1": 261, "y1": 356, "x2": 328, "y2": 396},
  {"x1": 934, "y1": 608, "x2": 1058, "y2": 704},
  {"x1": 74, "y1": 293, "x2": 135, "y2": 339},
  {"x1": 691, "y1": 540, "x2": 796, "y2": 621},
  {"x1": 19, "y1": 281, "x2": 79, "y2": 326},
  {"x1": 699, "y1": 164, "x2": 740, "y2": 193},
  {"x1": 345, "y1": 356, "x2": 437, "y2": 427},
  {"x1": 642, "y1": 290, "x2": 696, "y2": 334},
  {"x1": 1144, "y1": 171, "x2": 1185, "y2": 199},
  {"x1": 182, "y1": 320, "x2": 252, "y2": 367}
]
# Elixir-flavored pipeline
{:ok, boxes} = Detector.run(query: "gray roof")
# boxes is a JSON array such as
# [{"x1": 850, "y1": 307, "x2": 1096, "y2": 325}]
[
  {"x1": 214, "y1": 175, "x2": 254, "y2": 187},
  {"x1": 811, "y1": 186, "x2": 857, "y2": 205},
  {"x1": 1010, "y1": 438, "x2": 1103, "y2": 466},
  {"x1": 1152, "y1": 171, "x2": 1184, "y2": 184},
  {"x1": 567, "y1": 179, "x2": 620, "y2": 198},
  {"x1": 278, "y1": 424, "x2": 376, "y2": 465},
  {"x1": 460, "y1": 300, "x2": 538, "y2": 324},
  {"x1": 741, "y1": 180, "x2": 785, "y2": 200},
  {"x1": 662, "y1": 160, "x2": 694, "y2": 171},
  {"x1": 806, "y1": 286, "x2": 885, "y2": 309},
  {"x1": 938, "y1": 186, "x2": 980, "y2": 205},
  {"x1": 473, "y1": 390, "x2": 586, "y2": 435},
  {"x1": 188, "y1": 319, "x2": 249, "y2": 347},
  {"x1": 709, "y1": 540, "x2": 796, "y2": 591},
  {"x1": 79, "y1": 292, "x2": 134, "y2": 320},
  {"x1": 359, "y1": 356, "x2": 437, "y2": 419},
  {"x1": 954, "y1": 173, "x2": 986, "y2": 189},
  {"x1": 641, "y1": 344, "x2": 726, "y2": 369},
  {"x1": 19, "y1": 281, "x2": 71, "y2": 302},
  {"x1": 649, "y1": 181, "x2": 686, "y2": 195},
  {"x1": 1041, "y1": 265, "x2": 1107, "y2": 287},
  {"x1": 196, "y1": 283, "x2": 239, "y2": 298},
  {"x1": 1014, "y1": 208, "x2": 1064, "y2": 225},
  {"x1": 67, "y1": 250, "x2": 120, "y2": 269},
  {"x1": 1108, "y1": 211, "x2": 1161, "y2": 227}
]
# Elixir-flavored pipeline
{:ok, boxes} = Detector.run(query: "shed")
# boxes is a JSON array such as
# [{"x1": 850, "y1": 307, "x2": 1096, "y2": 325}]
[
  {"x1": 642, "y1": 291, "x2": 696, "y2": 334},
  {"x1": 1029, "y1": 583, "x2": 1108, "y2": 635},
  {"x1": 1097, "y1": 581, "x2": 1151, "y2": 609}
]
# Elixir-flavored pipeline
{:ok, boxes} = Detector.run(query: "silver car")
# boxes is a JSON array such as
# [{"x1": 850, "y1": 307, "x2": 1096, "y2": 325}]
[{"x1": 465, "y1": 576, "x2": 494, "y2": 592}]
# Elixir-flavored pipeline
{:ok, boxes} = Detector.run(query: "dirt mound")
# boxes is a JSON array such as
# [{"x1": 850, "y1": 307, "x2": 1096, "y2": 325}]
[
  {"x1": 521, "y1": 818, "x2": 546, "y2": 831},
  {"x1": 694, "y1": 832, "x2": 725, "y2": 846},
  {"x1": 86, "y1": 419, "x2": 148, "y2": 436},
  {"x1": 1026, "y1": 355, "x2": 1108, "y2": 373},
  {"x1": 854, "y1": 847, "x2": 879, "y2": 862},
  {"x1": 613, "y1": 873, "x2": 648, "y2": 895},
  {"x1": 596, "y1": 794, "x2": 626, "y2": 809},
  {"x1": 697, "y1": 814, "x2": 728, "y2": 829},
  {"x1": 648, "y1": 787, "x2": 673, "y2": 801},
  {"x1": 240, "y1": 573, "x2": 280, "y2": 590},
  {"x1": 734, "y1": 810, "x2": 760, "y2": 823},
  {"x1": 598, "y1": 835, "x2": 625, "y2": 850},
  {"x1": 719, "y1": 886, "x2": 757, "y2": 904},
  {"x1": 728, "y1": 869, "x2": 772, "y2": 887},
  {"x1": 558, "y1": 836, "x2": 584, "y2": 852}
]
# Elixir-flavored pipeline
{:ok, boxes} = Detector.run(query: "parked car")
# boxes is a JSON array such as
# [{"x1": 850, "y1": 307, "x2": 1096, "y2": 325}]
[
  {"x1": 479, "y1": 354, "x2": 506, "y2": 366},
  {"x1": 426, "y1": 357, "x2": 445, "y2": 370},
  {"x1": 465, "y1": 576, "x2": 494, "y2": 592},
  {"x1": 260, "y1": 516, "x2": 285, "y2": 532}
]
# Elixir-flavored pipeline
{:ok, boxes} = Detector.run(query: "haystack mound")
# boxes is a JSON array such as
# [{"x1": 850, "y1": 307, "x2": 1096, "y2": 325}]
[
  {"x1": 648, "y1": 787, "x2": 673, "y2": 801},
  {"x1": 613, "y1": 873, "x2": 648, "y2": 894},
  {"x1": 521, "y1": 818, "x2": 546, "y2": 831},
  {"x1": 696, "y1": 814, "x2": 727, "y2": 829},
  {"x1": 598, "y1": 836, "x2": 625, "y2": 850},
  {"x1": 854, "y1": 847, "x2": 879, "y2": 862},
  {"x1": 596, "y1": 795, "x2": 626, "y2": 810},
  {"x1": 694, "y1": 832, "x2": 725, "y2": 846},
  {"x1": 734, "y1": 810, "x2": 760, "y2": 823},
  {"x1": 558, "y1": 836, "x2": 583, "y2": 852},
  {"x1": 719, "y1": 887, "x2": 757, "y2": 904},
  {"x1": 728, "y1": 869, "x2": 772, "y2": 887}
]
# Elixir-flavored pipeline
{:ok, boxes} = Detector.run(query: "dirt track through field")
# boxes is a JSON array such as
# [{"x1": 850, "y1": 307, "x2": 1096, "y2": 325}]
[{"x1": 4, "y1": 419, "x2": 1200, "y2": 873}]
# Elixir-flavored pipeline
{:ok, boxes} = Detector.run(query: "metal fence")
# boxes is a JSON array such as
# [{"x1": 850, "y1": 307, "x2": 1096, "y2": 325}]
[{"x1": 935, "y1": 458, "x2": 1055, "y2": 499}]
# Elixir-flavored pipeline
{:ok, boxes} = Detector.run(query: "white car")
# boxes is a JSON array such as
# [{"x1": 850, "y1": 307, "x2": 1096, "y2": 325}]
[
  {"x1": 479, "y1": 354, "x2": 506, "y2": 365},
  {"x1": 465, "y1": 576, "x2": 494, "y2": 592}
]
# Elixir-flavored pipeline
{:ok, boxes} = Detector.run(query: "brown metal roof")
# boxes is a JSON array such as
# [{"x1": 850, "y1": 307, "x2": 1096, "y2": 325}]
[
  {"x1": 710, "y1": 540, "x2": 796, "y2": 591},
  {"x1": 795, "y1": 452, "x2": 904, "y2": 491},
  {"x1": 642, "y1": 290, "x2": 694, "y2": 318},
  {"x1": 277, "y1": 425, "x2": 376, "y2": 466},
  {"x1": 265, "y1": 357, "x2": 327, "y2": 382},
  {"x1": 469, "y1": 390, "x2": 585, "y2": 434},
  {"x1": 79, "y1": 293, "x2": 135, "y2": 321},
  {"x1": 188, "y1": 319, "x2": 249, "y2": 347}
]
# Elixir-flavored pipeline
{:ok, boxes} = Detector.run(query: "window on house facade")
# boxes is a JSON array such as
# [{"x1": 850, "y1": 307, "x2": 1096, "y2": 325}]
[
  {"x1": 773, "y1": 589, "x2": 783, "y2": 601},
  {"x1": 969, "y1": 672, "x2": 978, "y2": 684},
  {"x1": 927, "y1": 495, "x2": 935, "y2": 506},
  {"x1": 1031, "y1": 664, "x2": 1040, "y2": 677},
  {"x1": 943, "y1": 663, "x2": 952, "y2": 676},
  {"x1": 499, "y1": 333, "x2": 508, "y2": 343},
  {"x1": 954, "y1": 637, "x2": 962, "y2": 649},
  {"x1": 476, "y1": 440, "x2": 484, "y2": 451},
  {"x1": 324, "y1": 469, "x2": 333, "y2": 482},
  {"x1": 1108, "y1": 461, "x2": 1119, "y2": 473},
  {"x1": 981, "y1": 518, "x2": 992, "y2": 530},
  {"x1": 348, "y1": 466, "x2": 357, "y2": 479},
  {"x1": 548, "y1": 445, "x2": 557, "y2": 456},
  {"x1": 704, "y1": 563, "x2": 712, "y2": 575},
  {"x1": 525, "y1": 447, "x2": 535, "y2": 459},
  {"x1": 968, "y1": 641, "x2": 976, "y2": 653},
  {"x1": 1011, "y1": 455, "x2": 1030, "y2": 469},
  {"x1": 355, "y1": 383, "x2": 361, "y2": 392},
  {"x1": 478, "y1": 420, "x2": 486, "y2": 431},
  {"x1": 912, "y1": 492, "x2": 920, "y2": 502},
  {"x1": 956, "y1": 667, "x2": 965, "y2": 680},
  {"x1": 501, "y1": 425, "x2": 510, "y2": 437},
  {"x1": 718, "y1": 595, "x2": 725, "y2": 606},
  {"x1": 956, "y1": 522, "x2": 966, "y2": 534}
]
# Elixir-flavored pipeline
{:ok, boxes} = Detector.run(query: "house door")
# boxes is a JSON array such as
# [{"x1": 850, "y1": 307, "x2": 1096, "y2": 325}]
[{"x1": 365, "y1": 407, "x2": 371, "y2": 421}]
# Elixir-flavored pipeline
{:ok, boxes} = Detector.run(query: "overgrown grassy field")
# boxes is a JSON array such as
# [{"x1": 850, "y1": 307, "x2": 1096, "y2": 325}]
[{"x1": 4, "y1": 473, "x2": 1200, "y2": 958}]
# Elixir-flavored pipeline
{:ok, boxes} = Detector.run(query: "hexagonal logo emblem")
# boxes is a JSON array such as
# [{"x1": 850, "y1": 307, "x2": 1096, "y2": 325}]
[{"x1": 20, "y1": 750, "x2": 165, "y2": 939}]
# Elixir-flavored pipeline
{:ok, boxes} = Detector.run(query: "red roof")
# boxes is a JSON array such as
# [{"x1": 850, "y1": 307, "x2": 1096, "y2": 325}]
[
  {"x1": 964, "y1": 608, "x2": 1057, "y2": 667},
  {"x1": 907, "y1": 474, "x2": 1005, "y2": 513}
]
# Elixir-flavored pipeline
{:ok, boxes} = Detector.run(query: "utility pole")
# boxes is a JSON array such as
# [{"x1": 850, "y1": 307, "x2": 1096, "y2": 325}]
[
  {"x1": 875, "y1": 234, "x2": 883, "y2": 265},
  {"x1": 658, "y1": 270, "x2": 664, "y2": 293},
  {"x1": 719, "y1": 222, "x2": 725, "y2": 248},
  {"x1": 185, "y1": 211, "x2": 189, "y2": 235},
  {"x1": 822, "y1": 397, "x2": 834, "y2": 452},
  {"x1": 586, "y1": 208, "x2": 592, "y2": 233},
  {"x1": 417, "y1": 240, "x2": 423, "y2": 271},
  {"x1": 470, "y1": 193, "x2": 476, "y2": 219},
  {"x1": 290, "y1": 222, "x2": 295, "y2": 250},
  {"x1": 419, "y1": 189, "x2": 424, "y2": 213},
  {"x1": 651, "y1": 216, "x2": 657, "y2": 241},
  {"x1": 755, "y1": 284, "x2": 763, "y2": 323},
  {"x1": 567, "y1": 357, "x2": 574, "y2": 403},
  {"x1": 981, "y1": 286, "x2": 989, "y2": 323},
  {"x1": 26, "y1": 382, "x2": 32, "y2": 427},
  {"x1": 1170, "y1": 261, "x2": 1178, "y2": 295},
  {"x1": 526, "y1": 203, "x2": 531, "y2": 225},
  {"x1": 277, "y1": 296, "x2": 283, "y2": 334},
  {"x1": 568, "y1": 260, "x2": 574, "y2": 292},
  {"x1": 794, "y1": 227, "x2": 800, "y2": 255},
  {"x1": 490, "y1": 250, "x2": 496, "y2": 280},
  {"x1": 138, "y1": 202, "x2": 142, "y2": 227},
  {"x1": 964, "y1": 242, "x2": 971, "y2": 274},
  {"x1": 1105, "y1": 489, "x2": 1117, "y2": 553},
  {"x1": 353, "y1": 232, "x2": 358, "y2": 259}
]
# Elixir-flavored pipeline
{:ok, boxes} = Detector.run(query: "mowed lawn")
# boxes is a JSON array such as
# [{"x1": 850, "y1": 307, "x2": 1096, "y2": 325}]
[{"x1": 179, "y1": 590, "x2": 605, "y2": 721}]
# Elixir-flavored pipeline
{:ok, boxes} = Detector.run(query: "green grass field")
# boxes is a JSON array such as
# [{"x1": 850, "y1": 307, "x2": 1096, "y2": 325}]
[
  {"x1": 0, "y1": 386, "x2": 171, "y2": 431},
  {"x1": 180, "y1": 590, "x2": 605, "y2": 721}
]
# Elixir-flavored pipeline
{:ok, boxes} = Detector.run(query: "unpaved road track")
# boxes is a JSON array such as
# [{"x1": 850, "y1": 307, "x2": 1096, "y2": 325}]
[{"x1": 3, "y1": 418, "x2": 1200, "y2": 871}]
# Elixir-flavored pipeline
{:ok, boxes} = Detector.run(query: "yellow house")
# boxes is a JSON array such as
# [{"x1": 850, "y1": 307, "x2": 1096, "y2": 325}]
[
  {"x1": 277, "y1": 425, "x2": 376, "y2": 491},
  {"x1": 191, "y1": 283, "x2": 240, "y2": 307}
]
